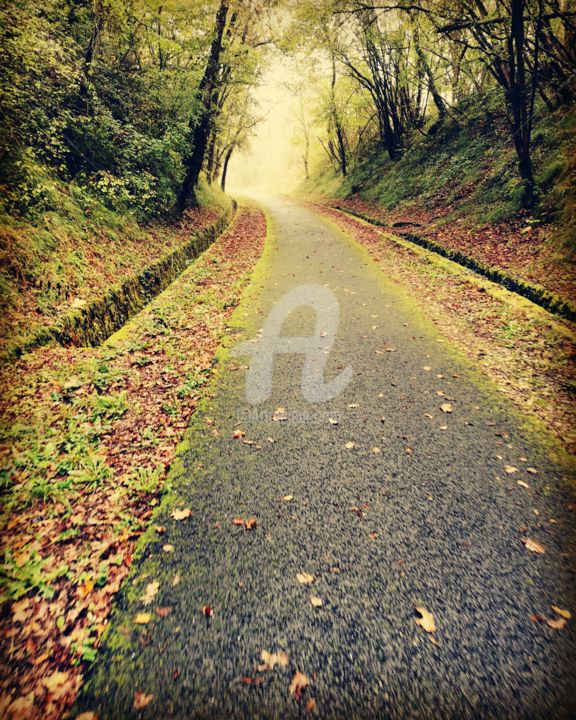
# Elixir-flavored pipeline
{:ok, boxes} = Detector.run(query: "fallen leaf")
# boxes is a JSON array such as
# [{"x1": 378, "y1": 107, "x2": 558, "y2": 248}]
[
  {"x1": 155, "y1": 525, "x2": 166, "y2": 534},
  {"x1": 328, "y1": 418, "x2": 338, "y2": 425},
  {"x1": 522, "y1": 537, "x2": 545, "y2": 554},
  {"x1": 142, "y1": 581, "x2": 159, "y2": 605},
  {"x1": 256, "y1": 649, "x2": 289, "y2": 672},
  {"x1": 372, "y1": 447, "x2": 380, "y2": 454},
  {"x1": 171, "y1": 508, "x2": 192, "y2": 520},
  {"x1": 306, "y1": 698, "x2": 316, "y2": 713},
  {"x1": 345, "y1": 442, "x2": 355, "y2": 449},
  {"x1": 283, "y1": 495, "x2": 294, "y2": 502},
  {"x1": 172, "y1": 574, "x2": 180, "y2": 587},
  {"x1": 244, "y1": 518, "x2": 257, "y2": 531},
  {"x1": 273, "y1": 407, "x2": 288, "y2": 421},
  {"x1": 233, "y1": 429, "x2": 245, "y2": 438},
  {"x1": 202, "y1": 604, "x2": 213, "y2": 618},
  {"x1": 369, "y1": 531, "x2": 378, "y2": 540},
  {"x1": 551, "y1": 605, "x2": 571, "y2": 619},
  {"x1": 415, "y1": 607, "x2": 436, "y2": 633},
  {"x1": 504, "y1": 465, "x2": 518, "y2": 474},
  {"x1": 156, "y1": 607, "x2": 171, "y2": 618},
  {"x1": 296, "y1": 572, "x2": 315, "y2": 585},
  {"x1": 440, "y1": 403, "x2": 453, "y2": 413},
  {"x1": 527, "y1": 467, "x2": 538, "y2": 474},
  {"x1": 43, "y1": 671, "x2": 70, "y2": 694},
  {"x1": 134, "y1": 691, "x2": 154, "y2": 709},
  {"x1": 134, "y1": 613, "x2": 151, "y2": 625},
  {"x1": 310, "y1": 595, "x2": 323, "y2": 608},
  {"x1": 546, "y1": 617, "x2": 567, "y2": 630},
  {"x1": 289, "y1": 671, "x2": 310, "y2": 701},
  {"x1": 163, "y1": 544, "x2": 174, "y2": 553},
  {"x1": 76, "y1": 713, "x2": 98, "y2": 720},
  {"x1": 517, "y1": 480, "x2": 529, "y2": 489},
  {"x1": 232, "y1": 518, "x2": 244, "y2": 525}
]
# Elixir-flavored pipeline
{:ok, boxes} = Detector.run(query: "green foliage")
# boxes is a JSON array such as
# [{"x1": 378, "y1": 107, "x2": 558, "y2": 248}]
[{"x1": 0, "y1": 0, "x2": 211, "y2": 220}]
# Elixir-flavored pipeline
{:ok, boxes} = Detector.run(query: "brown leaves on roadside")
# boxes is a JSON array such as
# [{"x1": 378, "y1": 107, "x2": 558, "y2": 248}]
[
  {"x1": 134, "y1": 691, "x2": 154, "y2": 709},
  {"x1": 440, "y1": 403, "x2": 453, "y2": 413},
  {"x1": 522, "y1": 537, "x2": 545, "y2": 554},
  {"x1": 233, "y1": 428, "x2": 245, "y2": 438},
  {"x1": 289, "y1": 671, "x2": 310, "y2": 701},
  {"x1": 414, "y1": 607, "x2": 436, "y2": 633},
  {"x1": 296, "y1": 572, "x2": 315, "y2": 585},
  {"x1": 256, "y1": 650, "x2": 289, "y2": 672},
  {"x1": 171, "y1": 508, "x2": 192, "y2": 520},
  {"x1": 244, "y1": 518, "x2": 257, "y2": 531}
]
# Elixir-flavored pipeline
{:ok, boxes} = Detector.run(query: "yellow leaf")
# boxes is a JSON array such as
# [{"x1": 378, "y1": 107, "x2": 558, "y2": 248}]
[
  {"x1": 43, "y1": 671, "x2": 69, "y2": 691},
  {"x1": 282, "y1": 495, "x2": 294, "y2": 502},
  {"x1": 134, "y1": 613, "x2": 151, "y2": 625},
  {"x1": 504, "y1": 465, "x2": 518, "y2": 474},
  {"x1": 551, "y1": 605, "x2": 571, "y2": 619},
  {"x1": 141, "y1": 581, "x2": 159, "y2": 605},
  {"x1": 296, "y1": 572, "x2": 315, "y2": 585},
  {"x1": 171, "y1": 508, "x2": 192, "y2": 520},
  {"x1": 310, "y1": 595, "x2": 323, "y2": 608},
  {"x1": 415, "y1": 607, "x2": 436, "y2": 633},
  {"x1": 440, "y1": 403, "x2": 453, "y2": 413},
  {"x1": 523, "y1": 538, "x2": 545, "y2": 554},
  {"x1": 345, "y1": 442, "x2": 355, "y2": 449}
]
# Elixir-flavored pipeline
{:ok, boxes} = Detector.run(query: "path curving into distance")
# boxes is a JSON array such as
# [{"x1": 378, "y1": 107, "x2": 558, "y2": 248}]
[{"x1": 77, "y1": 195, "x2": 575, "y2": 719}]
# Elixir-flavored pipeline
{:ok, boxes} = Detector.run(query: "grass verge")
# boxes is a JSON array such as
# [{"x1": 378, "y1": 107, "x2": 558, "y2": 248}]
[{"x1": 0, "y1": 205, "x2": 266, "y2": 720}]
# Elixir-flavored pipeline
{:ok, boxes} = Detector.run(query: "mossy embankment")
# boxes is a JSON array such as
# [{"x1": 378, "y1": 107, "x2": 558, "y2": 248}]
[
  {"x1": 298, "y1": 97, "x2": 576, "y2": 307},
  {"x1": 0, "y1": 173, "x2": 233, "y2": 359}
]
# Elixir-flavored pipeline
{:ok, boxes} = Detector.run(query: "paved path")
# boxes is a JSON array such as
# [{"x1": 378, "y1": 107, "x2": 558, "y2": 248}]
[{"x1": 78, "y1": 196, "x2": 575, "y2": 719}]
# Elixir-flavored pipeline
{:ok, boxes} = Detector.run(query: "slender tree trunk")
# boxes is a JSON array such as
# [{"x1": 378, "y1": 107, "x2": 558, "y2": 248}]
[
  {"x1": 177, "y1": 0, "x2": 229, "y2": 212},
  {"x1": 508, "y1": 0, "x2": 535, "y2": 207},
  {"x1": 220, "y1": 144, "x2": 235, "y2": 191},
  {"x1": 330, "y1": 50, "x2": 347, "y2": 176}
]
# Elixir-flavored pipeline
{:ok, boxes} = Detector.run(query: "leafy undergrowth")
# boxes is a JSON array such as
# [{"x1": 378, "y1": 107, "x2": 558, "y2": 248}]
[
  {"x1": 307, "y1": 203, "x2": 576, "y2": 454},
  {"x1": 319, "y1": 194, "x2": 576, "y2": 307},
  {"x1": 0, "y1": 176, "x2": 230, "y2": 356},
  {"x1": 0, "y1": 206, "x2": 266, "y2": 719}
]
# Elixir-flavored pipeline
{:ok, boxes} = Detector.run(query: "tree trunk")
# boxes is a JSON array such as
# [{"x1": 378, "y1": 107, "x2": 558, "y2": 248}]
[
  {"x1": 220, "y1": 144, "x2": 235, "y2": 191},
  {"x1": 508, "y1": 0, "x2": 535, "y2": 207},
  {"x1": 177, "y1": 0, "x2": 229, "y2": 212}
]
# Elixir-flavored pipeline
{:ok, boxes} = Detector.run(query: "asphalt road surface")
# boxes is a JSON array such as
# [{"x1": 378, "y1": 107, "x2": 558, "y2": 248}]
[{"x1": 77, "y1": 195, "x2": 576, "y2": 719}]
